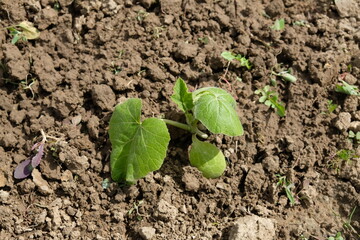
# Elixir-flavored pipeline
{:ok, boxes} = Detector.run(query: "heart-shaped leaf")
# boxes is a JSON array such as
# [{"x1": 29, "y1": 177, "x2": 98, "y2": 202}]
[
  {"x1": 109, "y1": 98, "x2": 170, "y2": 183},
  {"x1": 189, "y1": 136, "x2": 226, "y2": 178},
  {"x1": 193, "y1": 87, "x2": 243, "y2": 136}
]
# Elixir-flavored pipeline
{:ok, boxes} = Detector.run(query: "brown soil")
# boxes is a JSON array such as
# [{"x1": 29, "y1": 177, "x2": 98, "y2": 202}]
[{"x1": 0, "y1": 0, "x2": 360, "y2": 239}]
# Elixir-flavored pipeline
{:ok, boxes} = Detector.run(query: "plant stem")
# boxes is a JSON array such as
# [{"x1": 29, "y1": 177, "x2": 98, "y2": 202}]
[
  {"x1": 161, "y1": 119, "x2": 208, "y2": 139},
  {"x1": 162, "y1": 119, "x2": 191, "y2": 131}
]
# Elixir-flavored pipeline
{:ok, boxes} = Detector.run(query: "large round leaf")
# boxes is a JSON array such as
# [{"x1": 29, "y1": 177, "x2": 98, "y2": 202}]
[
  {"x1": 193, "y1": 87, "x2": 243, "y2": 136},
  {"x1": 109, "y1": 98, "x2": 170, "y2": 183},
  {"x1": 189, "y1": 136, "x2": 226, "y2": 178}
]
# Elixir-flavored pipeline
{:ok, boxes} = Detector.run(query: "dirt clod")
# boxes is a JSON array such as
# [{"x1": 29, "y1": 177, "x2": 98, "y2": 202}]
[{"x1": 228, "y1": 216, "x2": 276, "y2": 240}]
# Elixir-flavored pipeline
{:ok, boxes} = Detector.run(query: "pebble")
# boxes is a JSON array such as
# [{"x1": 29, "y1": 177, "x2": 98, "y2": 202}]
[
  {"x1": 32, "y1": 169, "x2": 53, "y2": 195},
  {"x1": 139, "y1": 226, "x2": 156, "y2": 240}
]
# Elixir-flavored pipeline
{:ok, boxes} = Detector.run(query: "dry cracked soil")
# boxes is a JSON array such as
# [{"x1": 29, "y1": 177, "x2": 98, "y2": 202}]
[{"x1": 0, "y1": 0, "x2": 360, "y2": 239}]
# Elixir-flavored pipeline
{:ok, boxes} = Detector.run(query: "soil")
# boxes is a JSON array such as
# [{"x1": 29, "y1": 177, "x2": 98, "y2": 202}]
[{"x1": 0, "y1": 0, "x2": 359, "y2": 239}]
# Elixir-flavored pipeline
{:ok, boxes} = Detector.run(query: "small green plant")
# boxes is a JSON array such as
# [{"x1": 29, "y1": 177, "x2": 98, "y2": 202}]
[
  {"x1": 335, "y1": 80, "x2": 360, "y2": 96},
  {"x1": 109, "y1": 78, "x2": 243, "y2": 183},
  {"x1": 271, "y1": 69, "x2": 297, "y2": 83},
  {"x1": 276, "y1": 174, "x2": 296, "y2": 206},
  {"x1": 328, "y1": 232, "x2": 344, "y2": 240},
  {"x1": 198, "y1": 36, "x2": 210, "y2": 44},
  {"x1": 255, "y1": 85, "x2": 286, "y2": 117},
  {"x1": 293, "y1": 20, "x2": 310, "y2": 27},
  {"x1": 348, "y1": 130, "x2": 360, "y2": 143},
  {"x1": 271, "y1": 18, "x2": 285, "y2": 30},
  {"x1": 343, "y1": 206, "x2": 359, "y2": 237},
  {"x1": 327, "y1": 100, "x2": 338, "y2": 113},
  {"x1": 136, "y1": 10, "x2": 149, "y2": 23},
  {"x1": 109, "y1": 62, "x2": 122, "y2": 75},
  {"x1": 128, "y1": 200, "x2": 144, "y2": 220},
  {"x1": 5, "y1": 21, "x2": 40, "y2": 44},
  {"x1": 328, "y1": 149, "x2": 359, "y2": 173},
  {"x1": 221, "y1": 51, "x2": 252, "y2": 70}
]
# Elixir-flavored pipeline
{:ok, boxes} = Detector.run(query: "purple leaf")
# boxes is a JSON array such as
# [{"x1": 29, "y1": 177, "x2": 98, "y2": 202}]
[
  {"x1": 14, "y1": 159, "x2": 34, "y2": 179},
  {"x1": 31, "y1": 143, "x2": 44, "y2": 168}
]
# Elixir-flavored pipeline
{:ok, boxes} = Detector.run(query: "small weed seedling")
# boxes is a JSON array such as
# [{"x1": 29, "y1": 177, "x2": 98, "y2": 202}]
[
  {"x1": 335, "y1": 80, "x2": 360, "y2": 96},
  {"x1": 271, "y1": 69, "x2": 297, "y2": 83},
  {"x1": 14, "y1": 129, "x2": 63, "y2": 179},
  {"x1": 326, "y1": 100, "x2": 338, "y2": 114},
  {"x1": 128, "y1": 200, "x2": 144, "y2": 220},
  {"x1": 348, "y1": 130, "x2": 360, "y2": 144},
  {"x1": 276, "y1": 174, "x2": 296, "y2": 206},
  {"x1": 328, "y1": 232, "x2": 344, "y2": 240},
  {"x1": 255, "y1": 85, "x2": 286, "y2": 117},
  {"x1": 328, "y1": 149, "x2": 359, "y2": 173},
  {"x1": 220, "y1": 51, "x2": 251, "y2": 86},
  {"x1": 271, "y1": 18, "x2": 285, "y2": 30},
  {"x1": 293, "y1": 20, "x2": 310, "y2": 27},
  {"x1": 5, "y1": 21, "x2": 40, "y2": 44},
  {"x1": 343, "y1": 206, "x2": 360, "y2": 238},
  {"x1": 136, "y1": 10, "x2": 149, "y2": 23},
  {"x1": 109, "y1": 78, "x2": 243, "y2": 183}
]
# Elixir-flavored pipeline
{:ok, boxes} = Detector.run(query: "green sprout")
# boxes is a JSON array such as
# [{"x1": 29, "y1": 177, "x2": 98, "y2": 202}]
[
  {"x1": 348, "y1": 131, "x2": 360, "y2": 143},
  {"x1": 128, "y1": 200, "x2": 144, "y2": 220},
  {"x1": 221, "y1": 51, "x2": 252, "y2": 70},
  {"x1": 271, "y1": 70, "x2": 297, "y2": 83},
  {"x1": 109, "y1": 62, "x2": 122, "y2": 75},
  {"x1": 276, "y1": 174, "x2": 296, "y2": 206},
  {"x1": 136, "y1": 10, "x2": 149, "y2": 23},
  {"x1": 328, "y1": 232, "x2": 344, "y2": 240},
  {"x1": 109, "y1": 78, "x2": 243, "y2": 184},
  {"x1": 343, "y1": 207, "x2": 360, "y2": 238},
  {"x1": 5, "y1": 21, "x2": 40, "y2": 44},
  {"x1": 335, "y1": 80, "x2": 360, "y2": 96},
  {"x1": 293, "y1": 20, "x2": 310, "y2": 27},
  {"x1": 328, "y1": 149, "x2": 359, "y2": 173},
  {"x1": 255, "y1": 85, "x2": 286, "y2": 117},
  {"x1": 271, "y1": 18, "x2": 285, "y2": 30}
]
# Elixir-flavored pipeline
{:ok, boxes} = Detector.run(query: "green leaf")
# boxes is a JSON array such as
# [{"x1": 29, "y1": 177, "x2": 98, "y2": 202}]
[
  {"x1": 189, "y1": 136, "x2": 226, "y2": 178},
  {"x1": 109, "y1": 98, "x2": 170, "y2": 183},
  {"x1": 271, "y1": 18, "x2": 285, "y2": 30},
  {"x1": 335, "y1": 80, "x2": 360, "y2": 96},
  {"x1": 193, "y1": 87, "x2": 243, "y2": 136},
  {"x1": 221, "y1": 51, "x2": 236, "y2": 62},
  {"x1": 171, "y1": 78, "x2": 194, "y2": 112}
]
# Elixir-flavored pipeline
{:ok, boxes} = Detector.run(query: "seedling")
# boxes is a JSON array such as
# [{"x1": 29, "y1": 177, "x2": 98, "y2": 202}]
[
  {"x1": 328, "y1": 232, "x2": 344, "y2": 240},
  {"x1": 5, "y1": 21, "x2": 40, "y2": 44},
  {"x1": 348, "y1": 130, "x2": 360, "y2": 143},
  {"x1": 326, "y1": 100, "x2": 338, "y2": 114},
  {"x1": 109, "y1": 62, "x2": 122, "y2": 75},
  {"x1": 109, "y1": 78, "x2": 243, "y2": 183},
  {"x1": 335, "y1": 80, "x2": 360, "y2": 96},
  {"x1": 220, "y1": 51, "x2": 251, "y2": 86},
  {"x1": 14, "y1": 129, "x2": 63, "y2": 179},
  {"x1": 255, "y1": 85, "x2": 286, "y2": 117},
  {"x1": 271, "y1": 18, "x2": 285, "y2": 30},
  {"x1": 276, "y1": 174, "x2": 296, "y2": 206},
  {"x1": 328, "y1": 149, "x2": 359, "y2": 173},
  {"x1": 128, "y1": 200, "x2": 144, "y2": 220},
  {"x1": 271, "y1": 70, "x2": 297, "y2": 83},
  {"x1": 198, "y1": 36, "x2": 210, "y2": 44},
  {"x1": 136, "y1": 10, "x2": 149, "y2": 23},
  {"x1": 293, "y1": 20, "x2": 310, "y2": 27},
  {"x1": 343, "y1": 206, "x2": 359, "y2": 237}
]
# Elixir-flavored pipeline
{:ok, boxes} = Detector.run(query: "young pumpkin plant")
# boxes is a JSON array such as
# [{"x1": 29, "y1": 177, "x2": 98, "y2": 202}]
[{"x1": 109, "y1": 78, "x2": 243, "y2": 184}]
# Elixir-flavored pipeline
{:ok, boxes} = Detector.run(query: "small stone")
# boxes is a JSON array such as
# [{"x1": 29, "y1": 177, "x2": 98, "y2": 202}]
[
  {"x1": 155, "y1": 199, "x2": 178, "y2": 220},
  {"x1": 50, "y1": 206, "x2": 62, "y2": 227},
  {"x1": 32, "y1": 169, "x2": 53, "y2": 195},
  {"x1": 229, "y1": 216, "x2": 276, "y2": 240},
  {"x1": 0, "y1": 171, "x2": 7, "y2": 187},
  {"x1": 182, "y1": 171, "x2": 199, "y2": 192},
  {"x1": 175, "y1": 42, "x2": 198, "y2": 60},
  {"x1": 349, "y1": 121, "x2": 360, "y2": 132},
  {"x1": 66, "y1": 206, "x2": 77, "y2": 216},
  {"x1": 92, "y1": 85, "x2": 116, "y2": 111},
  {"x1": 335, "y1": 112, "x2": 351, "y2": 131},
  {"x1": 35, "y1": 209, "x2": 47, "y2": 224},
  {"x1": 334, "y1": 0, "x2": 359, "y2": 17},
  {"x1": 139, "y1": 226, "x2": 156, "y2": 240},
  {"x1": 0, "y1": 190, "x2": 10, "y2": 203}
]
